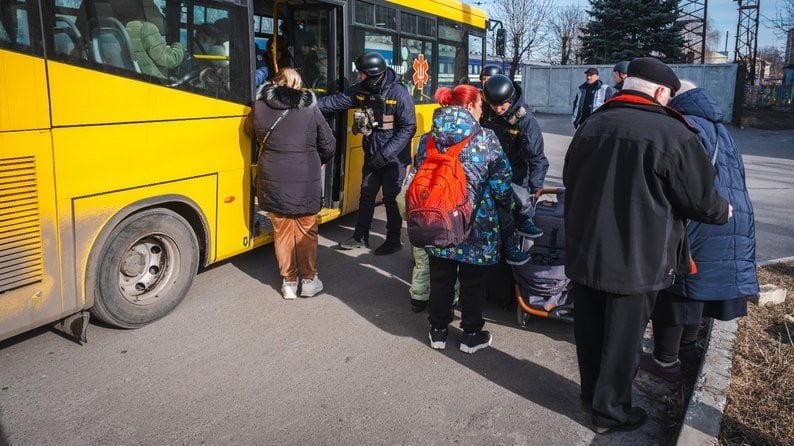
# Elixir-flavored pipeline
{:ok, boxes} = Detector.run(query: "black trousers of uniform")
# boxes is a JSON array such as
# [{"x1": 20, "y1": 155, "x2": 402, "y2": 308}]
[
  {"x1": 353, "y1": 163, "x2": 406, "y2": 244},
  {"x1": 572, "y1": 283, "x2": 657, "y2": 427},
  {"x1": 428, "y1": 256, "x2": 488, "y2": 333}
]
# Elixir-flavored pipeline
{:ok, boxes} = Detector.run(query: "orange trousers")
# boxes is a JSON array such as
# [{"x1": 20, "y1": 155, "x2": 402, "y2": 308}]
[{"x1": 269, "y1": 213, "x2": 318, "y2": 282}]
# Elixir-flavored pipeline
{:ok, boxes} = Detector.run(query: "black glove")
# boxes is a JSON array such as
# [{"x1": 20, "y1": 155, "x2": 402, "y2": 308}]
[{"x1": 368, "y1": 151, "x2": 389, "y2": 170}]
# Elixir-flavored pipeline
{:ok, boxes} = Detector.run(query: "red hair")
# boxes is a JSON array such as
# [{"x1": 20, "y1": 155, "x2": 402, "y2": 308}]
[{"x1": 435, "y1": 84, "x2": 480, "y2": 108}]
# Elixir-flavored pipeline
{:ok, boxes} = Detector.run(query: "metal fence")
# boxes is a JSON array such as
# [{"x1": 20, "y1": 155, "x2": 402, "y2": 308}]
[
  {"x1": 746, "y1": 84, "x2": 794, "y2": 108},
  {"x1": 520, "y1": 63, "x2": 739, "y2": 122}
]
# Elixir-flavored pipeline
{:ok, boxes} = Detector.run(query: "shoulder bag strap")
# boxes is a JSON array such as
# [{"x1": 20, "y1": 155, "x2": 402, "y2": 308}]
[{"x1": 256, "y1": 109, "x2": 290, "y2": 161}]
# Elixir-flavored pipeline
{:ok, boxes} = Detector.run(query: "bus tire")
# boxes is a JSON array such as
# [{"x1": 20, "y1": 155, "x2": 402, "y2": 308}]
[{"x1": 90, "y1": 208, "x2": 199, "y2": 328}]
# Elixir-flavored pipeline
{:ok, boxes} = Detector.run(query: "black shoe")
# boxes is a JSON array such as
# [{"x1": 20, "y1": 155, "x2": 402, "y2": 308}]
[
  {"x1": 592, "y1": 407, "x2": 648, "y2": 434},
  {"x1": 459, "y1": 330, "x2": 492, "y2": 354},
  {"x1": 410, "y1": 299, "x2": 428, "y2": 313},
  {"x1": 429, "y1": 328, "x2": 448, "y2": 349},
  {"x1": 374, "y1": 241, "x2": 402, "y2": 255}
]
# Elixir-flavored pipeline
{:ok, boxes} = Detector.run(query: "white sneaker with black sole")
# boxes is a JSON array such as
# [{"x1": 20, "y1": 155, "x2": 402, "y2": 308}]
[{"x1": 459, "y1": 330, "x2": 492, "y2": 354}]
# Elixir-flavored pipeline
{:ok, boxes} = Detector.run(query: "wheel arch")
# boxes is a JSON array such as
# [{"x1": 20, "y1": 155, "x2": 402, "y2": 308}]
[{"x1": 83, "y1": 195, "x2": 211, "y2": 310}]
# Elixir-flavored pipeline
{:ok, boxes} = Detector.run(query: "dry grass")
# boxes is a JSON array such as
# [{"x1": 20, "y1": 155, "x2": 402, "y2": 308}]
[{"x1": 719, "y1": 261, "x2": 794, "y2": 446}]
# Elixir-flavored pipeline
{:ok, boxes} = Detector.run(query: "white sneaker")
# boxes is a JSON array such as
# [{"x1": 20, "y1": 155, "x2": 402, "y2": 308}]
[
  {"x1": 300, "y1": 275, "x2": 323, "y2": 297},
  {"x1": 281, "y1": 280, "x2": 298, "y2": 299}
]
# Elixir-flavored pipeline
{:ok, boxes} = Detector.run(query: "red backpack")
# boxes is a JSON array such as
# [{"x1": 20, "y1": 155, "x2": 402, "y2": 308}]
[{"x1": 406, "y1": 132, "x2": 477, "y2": 248}]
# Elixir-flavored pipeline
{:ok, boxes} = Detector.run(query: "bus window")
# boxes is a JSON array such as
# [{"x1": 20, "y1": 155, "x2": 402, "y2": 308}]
[
  {"x1": 350, "y1": 27, "x2": 395, "y2": 79},
  {"x1": 401, "y1": 37, "x2": 433, "y2": 103},
  {"x1": 0, "y1": 0, "x2": 42, "y2": 55},
  {"x1": 354, "y1": 0, "x2": 396, "y2": 30},
  {"x1": 468, "y1": 32, "x2": 483, "y2": 84},
  {"x1": 438, "y1": 20, "x2": 468, "y2": 88},
  {"x1": 45, "y1": 0, "x2": 249, "y2": 104}
]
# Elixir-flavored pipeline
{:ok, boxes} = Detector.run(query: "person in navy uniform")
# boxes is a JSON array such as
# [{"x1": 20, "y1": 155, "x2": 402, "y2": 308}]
[{"x1": 318, "y1": 52, "x2": 417, "y2": 255}]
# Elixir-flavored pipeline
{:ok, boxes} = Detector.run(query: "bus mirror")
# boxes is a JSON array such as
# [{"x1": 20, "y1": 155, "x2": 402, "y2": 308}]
[{"x1": 495, "y1": 29, "x2": 506, "y2": 57}]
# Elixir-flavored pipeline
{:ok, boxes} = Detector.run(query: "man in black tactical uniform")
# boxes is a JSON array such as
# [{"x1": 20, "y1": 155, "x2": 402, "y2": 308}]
[
  {"x1": 478, "y1": 64, "x2": 502, "y2": 86},
  {"x1": 481, "y1": 74, "x2": 549, "y2": 238},
  {"x1": 318, "y1": 52, "x2": 417, "y2": 255}
]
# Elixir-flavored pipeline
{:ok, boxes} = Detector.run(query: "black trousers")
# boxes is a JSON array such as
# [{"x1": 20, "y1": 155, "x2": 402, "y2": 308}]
[
  {"x1": 354, "y1": 163, "x2": 406, "y2": 243},
  {"x1": 428, "y1": 256, "x2": 488, "y2": 333},
  {"x1": 572, "y1": 283, "x2": 657, "y2": 427},
  {"x1": 651, "y1": 323, "x2": 699, "y2": 363}
]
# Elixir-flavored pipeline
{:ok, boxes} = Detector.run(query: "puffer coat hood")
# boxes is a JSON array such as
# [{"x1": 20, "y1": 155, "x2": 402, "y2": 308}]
[
  {"x1": 415, "y1": 106, "x2": 514, "y2": 265},
  {"x1": 671, "y1": 87, "x2": 723, "y2": 123},
  {"x1": 257, "y1": 82, "x2": 316, "y2": 109},
  {"x1": 668, "y1": 88, "x2": 759, "y2": 301}
]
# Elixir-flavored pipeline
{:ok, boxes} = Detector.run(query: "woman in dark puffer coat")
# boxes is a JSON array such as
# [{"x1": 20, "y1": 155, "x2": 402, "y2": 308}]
[
  {"x1": 250, "y1": 68, "x2": 336, "y2": 299},
  {"x1": 642, "y1": 81, "x2": 759, "y2": 379}
]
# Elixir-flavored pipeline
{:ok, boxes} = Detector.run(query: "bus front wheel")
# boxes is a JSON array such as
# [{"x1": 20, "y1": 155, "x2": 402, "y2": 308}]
[{"x1": 91, "y1": 208, "x2": 199, "y2": 328}]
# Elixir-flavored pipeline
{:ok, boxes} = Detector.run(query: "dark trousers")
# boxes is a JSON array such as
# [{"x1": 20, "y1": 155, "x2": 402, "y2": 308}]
[
  {"x1": 572, "y1": 283, "x2": 657, "y2": 427},
  {"x1": 651, "y1": 323, "x2": 699, "y2": 363},
  {"x1": 354, "y1": 163, "x2": 406, "y2": 243},
  {"x1": 495, "y1": 199, "x2": 516, "y2": 242},
  {"x1": 428, "y1": 256, "x2": 488, "y2": 333}
]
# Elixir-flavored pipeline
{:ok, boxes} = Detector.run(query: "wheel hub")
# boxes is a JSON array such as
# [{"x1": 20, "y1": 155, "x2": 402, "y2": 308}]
[{"x1": 117, "y1": 236, "x2": 177, "y2": 304}]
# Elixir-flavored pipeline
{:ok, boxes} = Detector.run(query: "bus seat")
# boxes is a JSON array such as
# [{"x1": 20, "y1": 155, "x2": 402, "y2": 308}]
[
  {"x1": 54, "y1": 16, "x2": 88, "y2": 59},
  {"x1": 89, "y1": 16, "x2": 141, "y2": 73}
]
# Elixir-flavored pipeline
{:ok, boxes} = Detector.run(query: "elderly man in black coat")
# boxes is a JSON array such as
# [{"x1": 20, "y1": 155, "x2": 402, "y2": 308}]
[{"x1": 563, "y1": 58, "x2": 732, "y2": 434}]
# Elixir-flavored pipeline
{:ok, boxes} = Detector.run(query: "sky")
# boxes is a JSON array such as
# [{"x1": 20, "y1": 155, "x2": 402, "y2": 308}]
[{"x1": 464, "y1": 0, "x2": 788, "y2": 56}]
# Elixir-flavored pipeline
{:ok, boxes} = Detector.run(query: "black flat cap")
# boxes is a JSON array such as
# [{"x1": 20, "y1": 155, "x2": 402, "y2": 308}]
[
  {"x1": 627, "y1": 57, "x2": 681, "y2": 93},
  {"x1": 584, "y1": 67, "x2": 599, "y2": 75}
]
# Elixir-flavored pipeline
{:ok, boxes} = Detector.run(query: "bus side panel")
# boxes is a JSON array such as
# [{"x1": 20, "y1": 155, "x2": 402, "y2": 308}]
[
  {"x1": 46, "y1": 61, "x2": 247, "y2": 126},
  {"x1": 69, "y1": 176, "x2": 218, "y2": 309},
  {"x1": 0, "y1": 131, "x2": 65, "y2": 342},
  {"x1": 0, "y1": 51, "x2": 49, "y2": 132}
]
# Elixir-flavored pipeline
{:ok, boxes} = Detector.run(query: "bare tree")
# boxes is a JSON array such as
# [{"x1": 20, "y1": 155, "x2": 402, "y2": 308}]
[
  {"x1": 549, "y1": 5, "x2": 586, "y2": 65},
  {"x1": 769, "y1": 0, "x2": 794, "y2": 35},
  {"x1": 490, "y1": 0, "x2": 555, "y2": 78}
]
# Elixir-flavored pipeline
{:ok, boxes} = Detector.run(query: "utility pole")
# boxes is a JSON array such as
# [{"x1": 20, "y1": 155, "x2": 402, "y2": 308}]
[
  {"x1": 734, "y1": 0, "x2": 760, "y2": 84},
  {"x1": 678, "y1": 0, "x2": 708, "y2": 63}
]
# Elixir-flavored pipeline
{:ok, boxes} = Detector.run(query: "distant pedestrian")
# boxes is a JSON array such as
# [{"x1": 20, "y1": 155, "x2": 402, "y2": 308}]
[
  {"x1": 641, "y1": 81, "x2": 759, "y2": 380},
  {"x1": 612, "y1": 61, "x2": 629, "y2": 91},
  {"x1": 414, "y1": 84, "x2": 513, "y2": 354},
  {"x1": 250, "y1": 68, "x2": 336, "y2": 299},
  {"x1": 563, "y1": 58, "x2": 732, "y2": 434},
  {"x1": 571, "y1": 67, "x2": 615, "y2": 128}
]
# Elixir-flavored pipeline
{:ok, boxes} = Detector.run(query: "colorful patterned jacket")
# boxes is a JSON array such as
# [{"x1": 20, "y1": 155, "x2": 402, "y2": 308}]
[{"x1": 415, "y1": 106, "x2": 513, "y2": 265}]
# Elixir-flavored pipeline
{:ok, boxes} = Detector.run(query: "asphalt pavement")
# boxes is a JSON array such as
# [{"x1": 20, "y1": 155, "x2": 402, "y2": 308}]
[{"x1": 1, "y1": 114, "x2": 792, "y2": 446}]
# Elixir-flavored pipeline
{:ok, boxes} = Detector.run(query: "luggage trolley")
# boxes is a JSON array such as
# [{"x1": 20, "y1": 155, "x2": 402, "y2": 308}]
[{"x1": 514, "y1": 188, "x2": 575, "y2": 326}]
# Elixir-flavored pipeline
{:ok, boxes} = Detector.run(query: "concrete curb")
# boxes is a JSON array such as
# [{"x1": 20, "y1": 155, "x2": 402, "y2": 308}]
[{"x1": 676, "y1": 256, "x2": 792, "y2": 445}]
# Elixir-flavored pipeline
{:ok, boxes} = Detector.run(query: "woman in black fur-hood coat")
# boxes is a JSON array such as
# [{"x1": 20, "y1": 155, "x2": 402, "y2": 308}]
[{"x1": 251, "y1": 80, "x2": 336, "y2": 216}]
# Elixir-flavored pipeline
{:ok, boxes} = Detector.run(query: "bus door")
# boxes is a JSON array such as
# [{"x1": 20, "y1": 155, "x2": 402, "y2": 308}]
[{"x1": 286, "y1": 2, "x2": 344, "y2": 211}]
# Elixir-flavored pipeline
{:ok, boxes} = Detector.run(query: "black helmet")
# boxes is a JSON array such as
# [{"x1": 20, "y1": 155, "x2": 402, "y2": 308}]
[
  {"x1": 479, "y1": 64, "x2": 503, "y2": 80},
  {"x1": 355, "y1": 52, "x2": 387, "y2": 77},
  {"x1": 613, "y1": 61, "x2": 629, "y2": 74},
  {"x1": 483, "y1": 74, "x2": 515, "y2": 105}
]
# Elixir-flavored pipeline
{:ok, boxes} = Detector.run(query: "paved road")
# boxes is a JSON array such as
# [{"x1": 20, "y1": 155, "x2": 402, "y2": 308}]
[{"x1": 1, "y1": 114, "x2": 791, "y2": 445}]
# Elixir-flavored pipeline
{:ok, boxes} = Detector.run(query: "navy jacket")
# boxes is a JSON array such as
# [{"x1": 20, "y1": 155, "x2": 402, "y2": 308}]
[
  {"x1": 481, "y1": 83, "x2": 548, "y2": 192},
  {"x1": 318, "y1": 68, "x2": 416, "y2": 166},
  {"x1": 668, "y1": 88, "x2": 759, "y2": 301}
]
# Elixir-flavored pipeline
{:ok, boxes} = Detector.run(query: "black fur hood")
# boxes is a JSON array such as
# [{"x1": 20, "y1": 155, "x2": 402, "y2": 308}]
[{"x1": 256, "y1": 82, "x2": 316, "y2": 110}]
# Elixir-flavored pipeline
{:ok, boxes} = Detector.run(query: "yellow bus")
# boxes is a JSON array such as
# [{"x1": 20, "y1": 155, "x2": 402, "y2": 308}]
[{"x1": 0, "y1": 0, "x2": 488, "y2": 341}]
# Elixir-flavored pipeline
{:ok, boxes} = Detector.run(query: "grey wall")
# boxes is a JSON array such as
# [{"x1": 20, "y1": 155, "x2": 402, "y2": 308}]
[{"x1": 520, "y1": 64, "x2": 738, "y2": 122}]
